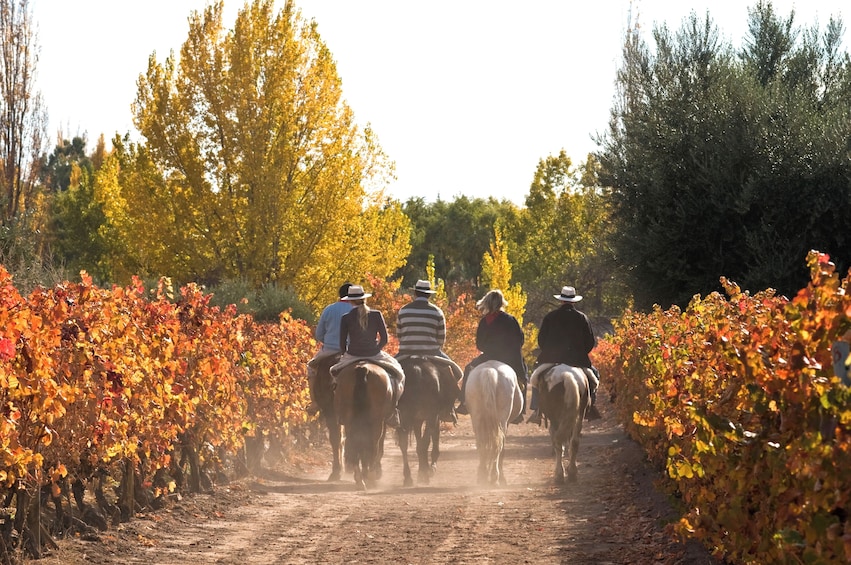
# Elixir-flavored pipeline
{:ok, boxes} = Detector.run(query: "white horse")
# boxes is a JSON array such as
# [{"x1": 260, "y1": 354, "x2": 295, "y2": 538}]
[
  {"x1": 532, "y1": 363, "x2": 594, "y2": 483},
  {"x1": 465, "y1": 360, "x2": 523, "y2": 485}
]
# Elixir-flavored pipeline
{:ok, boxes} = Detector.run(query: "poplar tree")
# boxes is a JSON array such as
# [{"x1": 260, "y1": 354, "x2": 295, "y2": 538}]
[
  {"x1": 121, "y1": 0, "x2": 410, "y2": 308},
  {"x1": 0, "y1": 0, "x2": 47, "y2": 230}
]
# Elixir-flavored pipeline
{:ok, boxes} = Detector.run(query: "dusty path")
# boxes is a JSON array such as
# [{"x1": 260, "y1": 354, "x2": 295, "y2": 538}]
[{"x1": 40, "y1": 397, "x2": 721, "y2": 565}]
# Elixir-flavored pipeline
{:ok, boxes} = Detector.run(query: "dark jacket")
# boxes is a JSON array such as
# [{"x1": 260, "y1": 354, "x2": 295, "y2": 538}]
[
  {"x1": 536, "y1": 303, "x2": 596, "y2": 368},
  {"x1": 339, "y1": 309, "x2": 388, "y2": 357},
  {"x1": 473, "y1": 311, "x2": 526, "y2": 382}
]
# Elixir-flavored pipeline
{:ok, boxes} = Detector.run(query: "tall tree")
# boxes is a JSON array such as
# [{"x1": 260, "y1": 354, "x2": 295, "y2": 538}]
[
  {"x1": 0, "y1": 0, "x2": 47, "y2": 228},
  {"x1": 514, "y1": 151, "x2": 626, "y2": 323},
  {"x1": 598, "y1": 4, "x2": 851, "y2": 310},
  {"x1": 399, "y1": 195, "x2": 520, "y2": 288},
  {"x1": 125, "y1": 0, "x2": 409, "y2": 308}
]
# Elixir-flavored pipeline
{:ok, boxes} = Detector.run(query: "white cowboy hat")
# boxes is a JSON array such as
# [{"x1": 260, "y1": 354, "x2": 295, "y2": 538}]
[
  {"x1": 411, "y1": 279, "x2": 437, "y2": 294},
  {"x1": 341, "y1": 285, "x2": 372, "y2": 301},
  {"x1": 554, "y1": 286, "x2": 582, "y2": 302}
]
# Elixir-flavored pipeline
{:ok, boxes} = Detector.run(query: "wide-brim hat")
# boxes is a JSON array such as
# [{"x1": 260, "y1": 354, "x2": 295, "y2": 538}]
[
  {"x1": 342, "y1": 285, "x2": 372, "y2": 301},
  {"x1": 411, "y1": 279, "x2": 437, "y2": 294},
  {"x1": 554, "y1": 286, "x2": 582, "y2": 302}
]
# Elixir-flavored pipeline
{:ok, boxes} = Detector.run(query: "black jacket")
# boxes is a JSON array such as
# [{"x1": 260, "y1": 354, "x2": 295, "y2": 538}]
[
  {"x1": 474, "y1": 311, "x2": 526, "y2": 381},
  {"x1": 536, "y1": 303, "x2": 595, "y2": 368}
]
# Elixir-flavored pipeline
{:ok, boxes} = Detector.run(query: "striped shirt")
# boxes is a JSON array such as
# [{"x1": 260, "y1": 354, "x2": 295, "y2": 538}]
[{"x1": 396, "y1": 297, "x2": 446, "y2": 356}]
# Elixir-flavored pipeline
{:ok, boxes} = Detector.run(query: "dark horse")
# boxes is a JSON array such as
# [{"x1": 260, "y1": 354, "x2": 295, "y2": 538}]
[
  {"x1": 313, "y1": 354, "x2": 343, "y2": 481},
  {"x1": 334, "y1": 361, "x2": 393, "y2": 490},
  {"x1": 397, "y1": 357, "x2": 445, "y2": 486}
]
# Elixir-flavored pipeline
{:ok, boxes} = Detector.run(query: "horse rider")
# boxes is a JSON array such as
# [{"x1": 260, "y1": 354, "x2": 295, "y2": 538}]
[
  {"x1": 455, "y1": 289, "x2": 527, "y2": 424},
  {"x1": 330, "y1": 285, "x2": 406, "y2": 429},
  {"x1": 527, "y1": 285, "x2": 601, "y2": 424},
  {"x1": 395, "y1": 279, "x2": 464, "y2": 424},
  {"x1": 305, "y1": 282, "x2": 353, "y2": 416}
]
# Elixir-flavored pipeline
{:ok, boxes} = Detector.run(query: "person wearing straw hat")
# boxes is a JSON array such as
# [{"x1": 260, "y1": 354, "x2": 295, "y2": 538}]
[
  {"x1": 396, "y1": 279, "x2": 463, "y2": 424},
  {"x1": 331, "y1": 284, "x2": 406, "y2": 428},
  {"x1": 527, "y1": 286, "x2": 600, "y2": 424},
  {"x1": 305, "y1": 282, "x2": 354, "y2": 416}
]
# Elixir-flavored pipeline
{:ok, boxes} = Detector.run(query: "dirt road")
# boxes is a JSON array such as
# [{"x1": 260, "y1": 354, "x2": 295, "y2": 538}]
[{"x1": 40, "y1": 398, "x2": 721, "y2": 564}]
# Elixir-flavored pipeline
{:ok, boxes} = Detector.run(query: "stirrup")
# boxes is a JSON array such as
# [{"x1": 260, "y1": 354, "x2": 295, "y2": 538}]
[
  {"x1": 306, "y1": 401, "x2": 320, "y2": 416},
  {"x1": 386, "y1": 409, "x2": 401, "y2": 429},
  {"x1": 440, "y1": 407, "x2": 458, "y2": 424}
]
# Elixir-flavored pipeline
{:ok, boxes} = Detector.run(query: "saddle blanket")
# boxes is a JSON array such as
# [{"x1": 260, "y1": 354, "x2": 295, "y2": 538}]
[{"x1": 530, "y1": 363, "x2": 598, "y2": 390}]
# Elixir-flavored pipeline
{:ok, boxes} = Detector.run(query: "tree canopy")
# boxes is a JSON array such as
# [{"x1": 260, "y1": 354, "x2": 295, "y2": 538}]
[
  {"x1": 399, "y1": 195, "x2": 520, "y2": 289},
  {"x1": 113, "y1": 0, "x2": 409, "y2": 309},
  {"x1": 598, "y1": 1, "x2": 851, "y2": 310}
]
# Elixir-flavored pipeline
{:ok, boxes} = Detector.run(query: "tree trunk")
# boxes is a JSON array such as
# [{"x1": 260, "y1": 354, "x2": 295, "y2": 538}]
[
  {"x1": 244, "y1": 433, "x2": 264, "y2": 475},
  {"x1": 117, "y1": 459, "x2": 136, "y2": 522},
  {"x1": 184, "y1": 442, "x2": 202, "y2": 494}
]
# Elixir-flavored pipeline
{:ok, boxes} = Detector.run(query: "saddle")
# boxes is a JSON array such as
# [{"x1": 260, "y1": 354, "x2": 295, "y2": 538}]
[
  {"x1": 531, "y1": 363, "x2": 598, "y2": 393},
  {"x1": 400, "y1": 354, "x2": 463, "y2": 381}
]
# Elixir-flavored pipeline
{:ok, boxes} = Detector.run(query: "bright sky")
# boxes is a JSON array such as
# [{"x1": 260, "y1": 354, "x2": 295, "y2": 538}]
[{"x1": 32, "y1": 1, "x2": 846, "y2": 205}]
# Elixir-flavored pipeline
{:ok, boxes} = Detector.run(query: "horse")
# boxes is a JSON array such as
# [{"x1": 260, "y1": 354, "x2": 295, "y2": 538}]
[
  {"x1": 465, "y1": 360, "x2": 523, "y2": 486},
  {"x1": 536, "y1": 364, "x2": 592, "y2": 484},
  {"x1": 313, "y1": 354, "x2": 343, "y2": 481},
  {"x1": 333, "y1": 361, "x2": 393, "y2": 490},
  {"x1": 397, "y1": 357, "x2": 444, "y2": 486}
]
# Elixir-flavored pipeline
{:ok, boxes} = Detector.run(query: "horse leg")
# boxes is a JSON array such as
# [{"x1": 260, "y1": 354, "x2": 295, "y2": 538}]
[
  {"x1": 566, "y1": 427, "x2": 580, "y2": 483},
  {"x1": 475, "y1": 433, "x2": 490, "y2": 485},
  {"x1": 495, "y1": 429, "x2": 506, "y2": 486},
  {"x1": 416, "y1": 421, "x2": 433, "y2": 484},
  {"x1": 353, "y1": 462, "x2": 366, "y2": 491},
  {"x1": 550, "y1": 422, "x2": 564, "y2": 485},
  {"x1": 374, "y1": 422, "x2": 386, "y2": 482},
  {"x1": 399, "y1": 428, "x2": 413, "y2": 487},
  {"x1": 327, "y1": 417, "x2": 342, "y2": 482},
  {"x1": 429, "y1": 415, "x2": 440, "y2": 473}
]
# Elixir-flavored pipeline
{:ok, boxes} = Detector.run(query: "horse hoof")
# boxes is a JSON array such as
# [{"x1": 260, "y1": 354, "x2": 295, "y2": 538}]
[
  {"x1": 404, "y1": 477, "x2": 414, "y2": 487},
  {"x1": 328, "y1": 471, "x2": 341, "y2": 482},
  {"x1": 554, "y1": 474, "x2": 565, "y2": 485}
]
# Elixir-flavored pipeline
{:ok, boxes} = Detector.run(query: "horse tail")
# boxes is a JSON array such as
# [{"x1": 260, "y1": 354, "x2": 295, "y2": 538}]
[
  {"x1": 354, "y1": 364, "x2": 369, "y2": 416},
  {"x1": 344, "y1": 364, "x2": 371, "y2": 471},
  {"x1": 478, "y1": 372, "x2": 504, "y2": 456}
]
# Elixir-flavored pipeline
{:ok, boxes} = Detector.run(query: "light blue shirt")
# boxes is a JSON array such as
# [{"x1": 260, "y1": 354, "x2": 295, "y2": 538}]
[{"x1": 315, "y1": 300, "x2": 354, "y2": 353}]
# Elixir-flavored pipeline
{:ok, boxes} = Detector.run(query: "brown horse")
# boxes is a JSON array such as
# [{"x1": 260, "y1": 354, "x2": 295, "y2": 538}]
[
  {"x1": 398, "y1": 357, "x2": 444, "y2": 486},
  {"x1": 537, "y1": 364, "x2": 591, "y2": 484},
  {"x1": 313, "y1": 354, "x2": 343, "y2": 481},
  {"x1": 334, "y1": 361, "x2": 393, "y2": 490}
]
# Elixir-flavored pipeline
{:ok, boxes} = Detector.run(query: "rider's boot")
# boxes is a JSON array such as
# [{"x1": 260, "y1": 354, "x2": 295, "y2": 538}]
[
  {"x1": 585, "y1": 368, "x2": 602, "y2": 420},
  {"x1": 585, "y1": 387, "x2": 602, "y2": 420},
  {"x1": 385, "y1": 379, "x2": 401, "y2": 428},
  {"x1": 455, "y1": 367, "x2": 470, "y2": 415},
  {"x1": 526, "y1": 387, "x2": 542, "y2": 424},
  {"x1": 386, "y1": 409, "x2": 401, "y2": 428},
  {"x1": 510, "y1": 389, "x2": 526, "y2": 425},
  {"x1": 306, "y1": 366, "x2": 320, "y2": 416}
]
